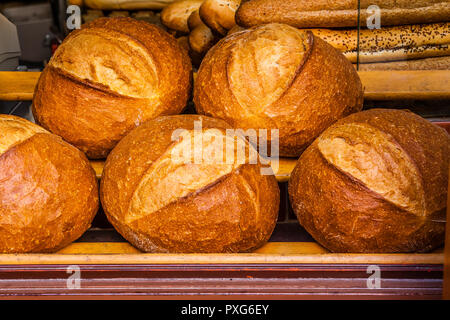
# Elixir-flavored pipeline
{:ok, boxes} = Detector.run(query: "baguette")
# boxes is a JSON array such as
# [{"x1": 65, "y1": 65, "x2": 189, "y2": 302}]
[
  {"x1": 236, "y1": 0, "x2": 450, "y2": 29},
  {"x1": 355, "y1": 56, "x2": 450, "y2": 70},
  {"x1": 308, "y1": 23, "x2": 450, "y2": 63}
]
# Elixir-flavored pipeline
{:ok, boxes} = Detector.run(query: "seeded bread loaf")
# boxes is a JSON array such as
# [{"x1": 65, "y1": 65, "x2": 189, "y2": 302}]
[{"x1": 308, "y1": 23, "x2": 450, "y2": 63}]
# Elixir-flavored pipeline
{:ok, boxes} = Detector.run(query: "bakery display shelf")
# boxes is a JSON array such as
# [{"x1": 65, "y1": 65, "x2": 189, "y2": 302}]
[
  {"x1": 0, "y1": 223, "x2": 446, "y2": 298},
  {"x1": 1, "y1": 70, "x2": 450, "y2": 101},
  {"x1": 0, "y1": 70, "x2": 449, "y2": 298}
]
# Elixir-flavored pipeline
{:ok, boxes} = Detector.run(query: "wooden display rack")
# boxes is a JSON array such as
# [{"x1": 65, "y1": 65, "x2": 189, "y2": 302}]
[{"x1": 0, "y1": 71, "x2": 449, "y2": 299}]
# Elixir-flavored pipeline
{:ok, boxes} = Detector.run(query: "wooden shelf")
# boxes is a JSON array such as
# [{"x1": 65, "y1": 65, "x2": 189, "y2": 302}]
[
  {"x1": 1, "y1": 241, "x2": 433, "y2": 265},
  {"x1": 1, "y1": 71, "x2": 450, "y2": 101},
  {"x1": 359, "y1": 70, "x2": 450, "y2": 100},
  {"x1": 91, "y1": 158, "x2": 298, "y2": 182},
  {"x1": 0, "y1": 72, "x2": 40, "y2": 101},
  {"x1": 0, "y1": 250, "x2": 444, "y2": 266}
]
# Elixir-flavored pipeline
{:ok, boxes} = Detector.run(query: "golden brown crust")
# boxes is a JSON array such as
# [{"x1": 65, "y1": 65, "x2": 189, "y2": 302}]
[
  {"x1": 100, "y1": 115, "x2": 279, "y2": 253},
  {"x1": 32, "y1": 17, "x2": 192, "y2": 159},
  {"x1": 0, "y1": 114, "x2": 48, "y2": 155},
  {"x1": 0, "y1": 116, "x2": 99, "y2": 253},
  {"x1": 161, "y1": 0, "x2": 204, "y2": 33},
  {"x1": 289, "y1": 109, "x2": 450, "y2": 253},
  {"x1": 236, "y1": 0, "x2": 450, "y2": 28},
  {"x1": 199, "y1": 0, "x2": 241, "y2": 35},
  {"x1": 194, "y1": 23, "x2": 363, "y2": 157}
]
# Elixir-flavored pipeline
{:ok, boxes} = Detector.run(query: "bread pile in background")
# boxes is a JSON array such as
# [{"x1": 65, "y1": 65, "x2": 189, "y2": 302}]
[
  {"x1": 71, "y1": 0, "x2": 450, "y2": 70},
  {"x1": 0, "y1": 0, "x2": 448, "y2": 254},
  {"x1": 236, "y1": 0, "x2": 450, "y2": 70}
]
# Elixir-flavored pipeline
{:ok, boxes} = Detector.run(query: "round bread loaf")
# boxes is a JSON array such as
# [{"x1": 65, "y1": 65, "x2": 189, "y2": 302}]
[
  {"x1": 33, "y1": 17, "x2": 192, "y2": 159},
  {"x1": 100, "y1": 115, "x2": 280, "y2": 253},
  {"x1": 0, "y1": 115, "x2": 99, "y2": 253},
  {"x1": 194, "y1": 23, "x2": 364, "y2": 157},
  {"x1": 289, "y1": 109, "x2": 450, "y2": 253}
]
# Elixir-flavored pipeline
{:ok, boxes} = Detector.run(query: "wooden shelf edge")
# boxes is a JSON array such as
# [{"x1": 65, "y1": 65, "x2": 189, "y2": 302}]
[
  {"x1": 1, "y1": 71, "x2": 450, "y2": 101},
  {"x1": 0, "y1": 253, "x2": 442, "y2": 266},
  {"x1": 0, "y1": 242, "x2": 443, "y2": 266}
]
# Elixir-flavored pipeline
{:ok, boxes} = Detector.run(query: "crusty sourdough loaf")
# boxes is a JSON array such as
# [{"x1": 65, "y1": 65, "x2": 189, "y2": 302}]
[
  {"x1": 236, "y1": 0, "x2": 450, "y2": 29},
  {"x1": 0, "y1": 115, "x2": 99, "y2": 253},
  {"x1": 32, "y1": 17, "x2": 192, "y2": 159},
  {"x1": 161, "y1": 0, "x2": 204, "y2": 33},
  {"x1": 289, "y1": 109, "x2": 450, "y2": 253},
  {"x1": 194, "y1": 23, "x2": 364, "y2": 157},
  {"x1": 100, "y1": 115, "x2": 279, "y2": 253},
  {"x1": 199, "y1": 0, "x2": 241, "y2": 35},
  {"x1": 307, "y1": 23, "x2": 450, "y2": 63}
]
